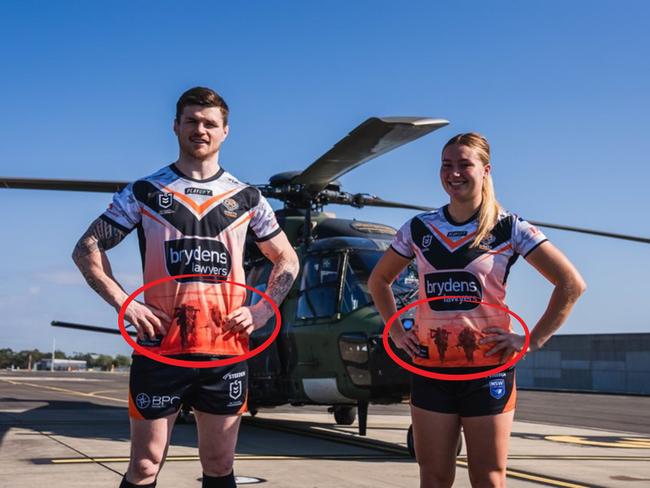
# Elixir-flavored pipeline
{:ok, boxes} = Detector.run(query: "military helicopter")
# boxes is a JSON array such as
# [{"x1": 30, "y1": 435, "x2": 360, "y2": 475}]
[{"x1": 3, "y1": 117, "x2": 649, "y2": 457}]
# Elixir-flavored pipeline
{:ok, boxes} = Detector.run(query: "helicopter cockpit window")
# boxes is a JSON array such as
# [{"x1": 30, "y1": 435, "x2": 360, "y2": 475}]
[
  {"x1": 297, "y1": 254, "x2": 342, "y2": 319},
  {"x1": 340, "y1": 250, "x2": 418, "y2": 315}
]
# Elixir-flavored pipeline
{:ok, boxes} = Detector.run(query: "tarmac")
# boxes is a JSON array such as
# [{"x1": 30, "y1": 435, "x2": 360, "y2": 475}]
[{"x1": 1, "y1": 370, "x2": 649, "y2": 487}]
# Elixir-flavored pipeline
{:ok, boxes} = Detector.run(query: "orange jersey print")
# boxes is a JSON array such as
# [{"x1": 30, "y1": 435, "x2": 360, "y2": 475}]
[
  {"x1": 391, "y1": 206, "x2": 547, "y2": 368},
  {"x1": 102, "y1": 164, "x2": 280, "y2": 356}
]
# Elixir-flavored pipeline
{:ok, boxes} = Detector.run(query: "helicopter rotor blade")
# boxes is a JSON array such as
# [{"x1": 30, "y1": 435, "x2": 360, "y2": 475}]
[
  {"x1": 51, "y1": 320, "x2": 137, "y2": 336},
  {"x1": 291, "y1": 117, "x2": 449, "y2": 194},
  {"x1": 349, "y1": 193, "x2": 434, "y2": 211},
  {"x1": 1, "y1": 177, "x2": 128, "y2": 193},
  {"x1": 526, "y1": 220, "x2": 650, "y2": 244}
]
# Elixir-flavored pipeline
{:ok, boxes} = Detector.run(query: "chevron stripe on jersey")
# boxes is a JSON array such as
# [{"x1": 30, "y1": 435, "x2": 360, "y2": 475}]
[
  {"x1": 101, "y1": 164, "x2": 281, "y2": 357},
  {"x1": 391, "y1": 205, "x2": 547, "y2": 368},
  {"x1": 132, "y1": 180, "x2": 263, "y2": 238}
]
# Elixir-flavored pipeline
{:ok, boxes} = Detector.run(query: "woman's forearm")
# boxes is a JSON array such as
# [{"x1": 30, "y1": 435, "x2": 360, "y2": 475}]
[{"x1": 529, "y1": 279, "x2": 586, "y2": 350}]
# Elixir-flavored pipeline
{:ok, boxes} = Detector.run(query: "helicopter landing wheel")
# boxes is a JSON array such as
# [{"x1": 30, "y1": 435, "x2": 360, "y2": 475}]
[
  {"x1": 332, "y1": 406, "x2": 357, "y2": 425},
  {"x1": 406, "y1": 425, "x2": 463, "y2": 459}
]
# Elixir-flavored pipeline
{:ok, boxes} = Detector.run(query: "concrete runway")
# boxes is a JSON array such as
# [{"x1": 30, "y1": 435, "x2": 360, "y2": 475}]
[{"x1": 1, "y1": 370, "x2": 649, "y2": 487}]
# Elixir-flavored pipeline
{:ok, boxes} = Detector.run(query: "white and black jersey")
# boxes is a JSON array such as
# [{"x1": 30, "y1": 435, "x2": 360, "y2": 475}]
[{"x1": 391, "y1": 205, "x2": 547, "y2": 367}]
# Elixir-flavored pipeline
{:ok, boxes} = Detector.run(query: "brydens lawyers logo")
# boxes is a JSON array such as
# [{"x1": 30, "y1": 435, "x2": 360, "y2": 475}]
[
  {"x1": 165, "y1": 238, "x2": 232, "y2": 283},
  {"x1": 424, "y1": 271, "x2": 482, "y2": 311}
]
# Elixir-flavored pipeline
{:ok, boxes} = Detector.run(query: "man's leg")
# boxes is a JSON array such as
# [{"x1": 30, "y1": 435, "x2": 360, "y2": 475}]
[
  {"x1": 121, "y1": 412, "x2": 177, "y2": 486},
  {"x1": 194, "y1": 410, "x2": 241, "y2": 488}
]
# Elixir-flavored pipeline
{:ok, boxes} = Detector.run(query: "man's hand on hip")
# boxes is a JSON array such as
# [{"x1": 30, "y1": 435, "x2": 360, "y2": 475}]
[
  {"x1": 122, "y1": 301, "x2": 171, "y2": 341},
  {"x1": 223, "y1": 304, "x2": 270, "y2": 337}
]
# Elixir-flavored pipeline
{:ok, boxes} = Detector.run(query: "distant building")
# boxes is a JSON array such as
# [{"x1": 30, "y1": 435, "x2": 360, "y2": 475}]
[
  {"x1": 35, "y1": 359, "x2": 87, "y2": 371},
  {"x1": 518, "y1": 333, "x2": 650, "y2": 395}
]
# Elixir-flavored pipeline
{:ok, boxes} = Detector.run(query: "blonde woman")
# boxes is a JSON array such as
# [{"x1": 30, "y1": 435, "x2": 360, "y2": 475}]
[{"x1": 368, "y1": 133, "x2": 586, "y2": 488}]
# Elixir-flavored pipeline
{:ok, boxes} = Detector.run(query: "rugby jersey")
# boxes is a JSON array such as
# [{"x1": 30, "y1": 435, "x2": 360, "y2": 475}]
[
  {"x1": 391, "y1": 205, "x2": 547, "y2": 368},
  {"x1": 102, "y1": 164, "x2": 281, "y2": 356}
]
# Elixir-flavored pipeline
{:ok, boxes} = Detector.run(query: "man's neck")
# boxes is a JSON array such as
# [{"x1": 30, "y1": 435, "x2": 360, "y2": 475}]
[{"x1": 174, "y1": 153, "x2": 221, "y2": 180}]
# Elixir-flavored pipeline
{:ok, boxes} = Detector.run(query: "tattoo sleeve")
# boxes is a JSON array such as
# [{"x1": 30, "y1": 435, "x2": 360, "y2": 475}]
[
  {"x1": 72, "y1": 218, "x2": 129, "y2": 309},
  {"x1": 72, "y1": 218, "x2": 127, "y2": 260},
  {"x1": 265, "y1": 268, "x2": 297, "y2": 308}
]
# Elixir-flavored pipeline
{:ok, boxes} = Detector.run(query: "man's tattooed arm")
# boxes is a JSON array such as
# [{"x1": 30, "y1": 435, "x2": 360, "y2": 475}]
[
  {"x1": 254, "y1": 233, "x2": 300, "y2": 322},
  {"x1": 72, "y1": 218, "x2": 130, "y2": 310}
]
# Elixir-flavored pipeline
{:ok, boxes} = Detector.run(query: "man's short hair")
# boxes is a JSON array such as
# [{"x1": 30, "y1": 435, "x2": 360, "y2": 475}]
[{"x1": 175, "y1": 87, "x2": 229, "y2": 125}]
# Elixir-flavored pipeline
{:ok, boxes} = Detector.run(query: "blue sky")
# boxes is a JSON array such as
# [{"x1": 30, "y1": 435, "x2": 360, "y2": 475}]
[{"x1": 0, "y1": 1, "x2": 648, "y2": 356}]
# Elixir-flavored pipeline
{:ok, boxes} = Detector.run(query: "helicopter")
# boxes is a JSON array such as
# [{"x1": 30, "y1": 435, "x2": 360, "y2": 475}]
[{"x1": 3, "y1": 116, "x2": 649, "y2": 456}]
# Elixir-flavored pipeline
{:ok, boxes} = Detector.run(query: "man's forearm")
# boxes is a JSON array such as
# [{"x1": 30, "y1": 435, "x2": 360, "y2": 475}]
[
  {"x1": 257, "y1": 255, "x2": 299, "y2": 319},
  {"x1": 72, "y1": 218, "x2": 130, "y2": 311}
]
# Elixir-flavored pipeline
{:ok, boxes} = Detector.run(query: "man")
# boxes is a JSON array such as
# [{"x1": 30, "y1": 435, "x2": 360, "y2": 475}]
[{"x1": 72, "y1": 87, "x2": 299, "y2": 488}]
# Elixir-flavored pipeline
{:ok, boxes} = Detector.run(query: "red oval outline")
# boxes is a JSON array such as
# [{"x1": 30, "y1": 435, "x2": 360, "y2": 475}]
[
  {"x1": 118, "y1": 274, "x2": 281, "y2": 368},
  {"x1": 382, "y1": 296, "x2": 530, "y2": 380}
]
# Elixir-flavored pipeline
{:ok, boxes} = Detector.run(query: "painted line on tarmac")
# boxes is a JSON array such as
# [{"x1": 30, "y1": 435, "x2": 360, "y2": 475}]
[
  {"x1": 0, "y1": 379, "x2": 126, "y2": 403},
  {"x1": 457, "y1": 460, "x2": 606, "y2": 488},
  {"x1": 41, "y1": 454, "x2": 407, "y2": 464},
  {"x1": 545, "y1": 435, "x2": 650, "y2": 449},
  {"x1": 32, "y1": 430, "x2": 124, "y2": 476},
  {"x1": 506, "y1": 455, "x2": 650, "y2": 461},
  {"x1": 41, "y1": 453, "x2": 650, "y2": 465}
]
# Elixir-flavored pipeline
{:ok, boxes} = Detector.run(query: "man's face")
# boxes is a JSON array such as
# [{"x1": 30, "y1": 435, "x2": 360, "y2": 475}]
[{"x1": 174, "y1": 105, "x2": 228, "y2": 160}]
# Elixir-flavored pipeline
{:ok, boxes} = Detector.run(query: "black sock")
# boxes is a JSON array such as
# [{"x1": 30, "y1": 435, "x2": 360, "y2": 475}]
[
  {"x1": 119, "y1": 475, "x2": 157, "y2": 487},
  {"x1": 202, "y1": 471, "x2": 236, "y2": 488}
]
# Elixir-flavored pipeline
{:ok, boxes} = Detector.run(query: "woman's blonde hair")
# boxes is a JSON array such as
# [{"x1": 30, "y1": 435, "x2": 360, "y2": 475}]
[{"x1": 442, "y1": 133, "x2": 501, "y2": 248}]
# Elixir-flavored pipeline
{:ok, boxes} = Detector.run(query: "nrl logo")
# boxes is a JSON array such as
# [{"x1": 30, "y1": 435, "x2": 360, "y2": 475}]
[
  {"x1": 422, "y1": 234, "x2": 432, "y2": 248},
  {"x1": 229, "y1": 380, "x2": 243, "y2": 400},
  {"x1": 158, "y1": 192, "x2": 174, "y2": 209}
]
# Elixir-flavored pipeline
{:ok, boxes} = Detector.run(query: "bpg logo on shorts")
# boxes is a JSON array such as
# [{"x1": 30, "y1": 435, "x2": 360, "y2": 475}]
[
  {"x1": 489, "y1": 378, "x2": 506, "y2": 399},
  {"x1": 423, "y1": 271, "x2": 482, "y2": 311},
  {"x1": 151, "y1": 395, "x2": 181, "y2": 408},
  {"x1": 165, "y1": 238, "x2": 232, "y2": 283}
]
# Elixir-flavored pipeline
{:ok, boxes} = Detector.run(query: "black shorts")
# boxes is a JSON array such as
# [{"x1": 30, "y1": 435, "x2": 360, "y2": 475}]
[
  {"x1": 410, "y1": 367, "x2": 516, "y2": 417},
  {"x1": 128, "y1": 354, "x2": 248, "y2": 420}
]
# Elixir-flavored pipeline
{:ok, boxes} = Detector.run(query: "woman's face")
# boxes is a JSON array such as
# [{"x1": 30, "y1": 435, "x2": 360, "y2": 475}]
[{"x1": 440, "y1": 143, "x2": 489, "y2": 202}]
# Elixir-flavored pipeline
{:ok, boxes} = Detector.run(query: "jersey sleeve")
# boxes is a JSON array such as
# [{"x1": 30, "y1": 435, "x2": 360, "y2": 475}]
[
  {"x1": 390, "y1": 219, "x2": 415, "y2": 259},
  {"x1": 512, "y1": 216, "x2": 548, "y2": 257},
  {"x1": 100, "y1": 183, "x2": 141, "y2": 233},
  {"x1": 250, "y1": 193, "x2": 281, "y2": 242}
]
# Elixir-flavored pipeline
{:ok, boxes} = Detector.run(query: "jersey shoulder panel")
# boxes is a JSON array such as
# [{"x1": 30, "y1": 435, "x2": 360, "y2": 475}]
[
  {"x1": 390, "y1": 218, "x2": 415, "y2": 259},
  {"x1": 502, "y1": 209, "x2": 548, "y2": 257},
  {"x1": 101, "y1": 165, "x2": 179, "y2": 233}
]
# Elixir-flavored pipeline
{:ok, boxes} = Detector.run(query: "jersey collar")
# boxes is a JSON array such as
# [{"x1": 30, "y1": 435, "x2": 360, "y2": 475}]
[{"x1": 169, "y1": 163, "x2": 225, "y2": 183}]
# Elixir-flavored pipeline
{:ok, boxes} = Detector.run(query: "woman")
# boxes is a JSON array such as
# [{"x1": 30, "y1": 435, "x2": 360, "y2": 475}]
[{"x1": 368, "y1": 133, "x2": 586, "y2": 488}]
